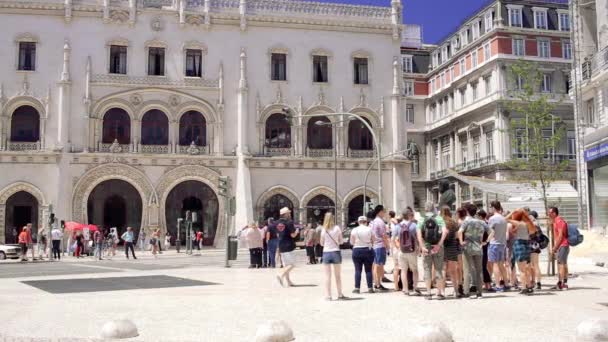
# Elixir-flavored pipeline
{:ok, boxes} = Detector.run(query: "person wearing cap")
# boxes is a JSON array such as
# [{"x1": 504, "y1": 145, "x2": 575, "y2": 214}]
[
  {"x1": 275, "y1": 207, "x2": 299, "y2": 287},
  {"x1": 350, "y1": 215, "x2": 375, "y2": 294}
]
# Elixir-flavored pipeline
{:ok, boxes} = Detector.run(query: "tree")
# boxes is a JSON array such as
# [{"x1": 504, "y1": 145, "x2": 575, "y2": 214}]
[{"x1": 504, "y1": 60, "x2": 569, "y2": 275}]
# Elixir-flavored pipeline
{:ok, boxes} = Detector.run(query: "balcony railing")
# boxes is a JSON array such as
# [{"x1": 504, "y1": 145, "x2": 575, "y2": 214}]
[
  {"x1": 265, "y1": 147, "x2": 292, "y2": 157},
  {"x1": 348, "y1": 149, "x2": 375, "y2": 158},
  {"x1": 307, "y1": 148, "x2": 333, "y2": 158},
  {"x1": 98, "y1": 141, "x2": 132, "y2": 153},
  {"x1": 512, "y1": 153, "x2": 575, "y2": 163},
  {"x1": 6, "y1": 141, "x2": 41, "y2": 151},
  {"x1": 177, "y1": 144, "x2": 208, "y2": 155},
  {"x1": 582, "y1": 45, "x2": 608, "y2": 81},
  {"x1": 140, "y1": 144, "x2": 170, "y2": 154}
]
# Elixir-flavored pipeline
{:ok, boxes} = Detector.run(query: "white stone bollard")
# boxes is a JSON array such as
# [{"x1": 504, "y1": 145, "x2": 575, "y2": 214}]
[
  {"x1": 254, "y1": 320, "x2": 295, "y2": 342},
  {"x1": 410, "y1": 322, "x2": 454, "y2": 342},
  {"x1": 100, "y1": 319, "x2": 139, "y2": 339},
  {"x1": 577, "y1": 319, "x2": 608, "y2": 341}
]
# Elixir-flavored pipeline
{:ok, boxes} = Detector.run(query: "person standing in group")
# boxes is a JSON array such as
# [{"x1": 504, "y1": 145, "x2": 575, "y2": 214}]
[
  {"x1": 26, "y1": 223, "x2": 36, "y2": 260},
  {"x1": 417, "y1": 201, "x2": 448, "y2": 300},
  {"x1": 75, "y1": 231, "x2": 84, "y2": 258},
  {"x1": 93, "y1": 229, "x2": 103, "y2": 260},
  {"x1": 320, "y1": 212, "x2": 347, "y2": 301},
  {"x1": 528, "y1": 211, "x2": 544, "y2": 290},
  {"x1": 398, "y1": 210, "x2": 421, "y2": 296},
  {"x1": 506, "y1": 209, "x2": 534, "y2": 295},
  {"x1": 196, "y1": 230, "x2": 203, "y2": 251},
  {"x1": 260, "y1": 222, "x2": 268, "y2": 268},
  {"x1": 388, "y1": 211, "x2": 402, "y2": 292},
  {"x1": 441, "y1": 207, "x2": 462, "y2": 298},
  {"x1": 549, "y1": 207, "x2": 570, "y2": 291},
  {"x1": 350, "y1": 216, "x2": 375, "y2": 294},
  {"x1": 122, "y1": 227, "x2": 137, "y2": 260},
  {"x1": 139, "y1": 230, "x2": 146, "y2": 252},
  {"x1": 164, "y1": 232, "x2": 171, "y2": 251},
  {"x1": 51, "y1": 223, "x2": 63, "y2": 260},
  {"x1": 150, "y1": 229, "x2": 159, "y2": 258},
  {"x1": 275, "y1": 207, "x2": 299, "y2": 287},
  {"x1": 314, "y1": 223, "x2": 323, "y2": 264},
  {"x1": 38, "y1": 228, "x2": 48, "y2": 259},
  {"x1": 477, "y1": 209, "x2": 493, "y2": 292},
  {"x1": 458, "y1": 204, "x2": 489, "y2": 299},
  {"x1": 486, "y1": 201, "x2": 510, "y2": 292},
  {"x1": 304, "y1": 224, "x2": 317, "y2": 265},
  {"x1": 370, "y1": 205, "x2": 389, "y2": 292},
  {"x1": 245, "y1": 222, "x2": 263, "y2": 268},
  {"x1": 18, "y1": 226, "x2": 30, "y2": 261},
  {"x1": 266, "y1": 218, "x2": 278, "y2": 268}
]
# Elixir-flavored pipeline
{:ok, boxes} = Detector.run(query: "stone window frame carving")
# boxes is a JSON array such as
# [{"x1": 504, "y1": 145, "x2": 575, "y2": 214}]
[
  {"x1": 145, "y1": 39, "x2": 169, "y2": 78},
  {"x1": 106, "y1": 38, "x2": 130, "y2": 75},
  {"x1": 14, "y1": 33, "x2": 39, "y2": 73},
  {"x1": 310, "y1": 48, "x2": 333, "y2": 85},
  {"x1": 268, "y1": 45, "x2": 290, "y2": 83},
  {"x1": 351, "y1": 49, "x2": 372, "y2": 86},
  {"x1": 182, "y1": 40, "x2": 208, "y2": 79}
]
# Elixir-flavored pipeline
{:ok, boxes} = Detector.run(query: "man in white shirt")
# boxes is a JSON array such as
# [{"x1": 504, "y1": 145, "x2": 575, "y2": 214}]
[{"x1": 51, "y1": 223, "x2": 63, "y2": 260}]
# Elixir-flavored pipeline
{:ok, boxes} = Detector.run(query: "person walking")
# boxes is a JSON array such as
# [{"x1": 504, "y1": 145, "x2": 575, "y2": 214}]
[
  {"x1": 266, "y1": 218, "x2": 278, "y2": 268},
  {"x1": 458, "y1": 204, "x2": 489, "y2": 299},
  {"x1": 26, "y1": 223, "x2": 36, "y2": 260},
  {"x1": 18, "y1": 226, "x2": 30, "y2": 261},
  {"x1": 164, "y1": 232, "x2": 171, "y2": 251},
  {"x1": 441, "y1": 207, "x2": 462, "y2": 298},
  {"x1": 150, "y1": 229, "x2": 159, "y2": 258},
  {"x1": 398, "y1": 210, "x2": 421, "y2": 296},
  {"x1": 304, "y1": 224, "x2": 316, "y2": 264},
  {"x1": 320, "y1": 212, "x2": 347, "y2": 301},
  {"x1": 196, "y1": 230, "x2": 203, "y2": 251},
  {"x1": 388, "y1": 211, "x2": 402, "y2": 291},
  {"x1": 38, "y1": 228, "x2": 48, "y2": 259},
  {"x1": 549, "y1": 207, "x2": 570, "y2": 291},
  {"x1": 121, "y1": 227, "x2": 137, "y2": 259},
  {"x1": 260, "y1": 222, "x2": 268, "y2": 268},
  {"x1": 75, "y1": 231, "x2": 84, "y2": 258},
  {"x1": 51, "y1": 224, "x2": 63, "y2": 260},
  {"x1": 487, "y1": 201, "x2": 510, "y2": 292},
  {"x1": 275, "y1": 208, "x2": 299, "y2": 287},
  {"x1": 350, "y1": 216, "x2": 375, "y2": 294},
  {"x1": 506, "y1": 209, "x2": 534, "y2": 295},
  {"x1": 417, "y1": 201, "x2": 448, "y2": 300},
  {"x1": 139, "y1": 230, "x2": 146, "y2": 252},
  {"x1": 370, "y1": 205, "x2": 389, "y2": 291},
  {"x1": 245, "y1": 223, "x2": 263, "y2": 268},
  {"x1": 93, "y1": 229, "x2": 103, "y2": 260}
]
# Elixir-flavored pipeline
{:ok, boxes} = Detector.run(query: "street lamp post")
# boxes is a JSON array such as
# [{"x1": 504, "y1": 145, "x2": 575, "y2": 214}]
[
  {"x1": 283, "y1": 110, "x2": 383, "y2": 204},
  {"x1": 362, "y1": 149, "x2": 409, "y2": 213},
  {"x1": 176, "y1": 218, "x2": 183, "y2": 253},
  {"x1": 314, "y1": 120, "x2": 340, "y2": 218}
]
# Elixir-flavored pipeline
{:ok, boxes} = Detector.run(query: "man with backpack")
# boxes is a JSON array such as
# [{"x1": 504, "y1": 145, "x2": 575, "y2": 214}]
[
  {"x1": 398, "y1": 210, "x2": 421, "y2": 296},
  {"x1": 417, "y1": 201, "x2": 448, "y2": 300},
  {"x1": 549, "y1": 207, "x2": 569, "y2": 290}
]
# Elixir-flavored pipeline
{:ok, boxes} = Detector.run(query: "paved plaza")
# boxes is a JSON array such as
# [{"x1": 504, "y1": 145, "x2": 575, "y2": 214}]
[{"x1": 0, "y1": 245, "x2": 607, "y2": 342}]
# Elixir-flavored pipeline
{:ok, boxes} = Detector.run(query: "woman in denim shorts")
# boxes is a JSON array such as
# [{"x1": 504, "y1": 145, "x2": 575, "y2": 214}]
[{"x1": 320, "y1": 212, "x2": 348, "y2": 301}]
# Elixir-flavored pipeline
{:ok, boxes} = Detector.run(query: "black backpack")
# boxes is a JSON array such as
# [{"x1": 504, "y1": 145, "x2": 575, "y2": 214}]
[{"x1": 423, "y1": 215, "x2": 441, "y2": 245}]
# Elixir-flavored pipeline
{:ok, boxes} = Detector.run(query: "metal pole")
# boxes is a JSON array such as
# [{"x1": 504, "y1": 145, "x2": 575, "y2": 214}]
[
  {"x1": 224, "y1": 196, "x2": 230, "y2": 268},
  {"x1": 176, "y1": 218, "x2": 182, "y2": 253},
  {"x1": 334, "y1": 125, "x2": 339, "y2": 220},
  {"x1": 363, "y1": 149, "x2": 409, "y2": 213}
]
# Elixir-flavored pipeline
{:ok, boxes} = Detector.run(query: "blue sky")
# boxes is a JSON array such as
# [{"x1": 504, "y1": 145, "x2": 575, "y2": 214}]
[{"x1": 304, "y1": 0, "x2": 490, "y2": 44}]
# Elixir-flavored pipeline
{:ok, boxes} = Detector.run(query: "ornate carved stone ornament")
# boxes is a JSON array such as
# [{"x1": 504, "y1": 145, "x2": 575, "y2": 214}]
[
  {"x1": 151, "y1": 16, "x2": 165, "y2": 31},
  {"x1": 186, "y1": 141, "x2": 200, "y2": 155},
  {"x1": 316, "y1": 86, "x2": 326, "y2": 106},
  {"x1": 109, "y1": 10, "x2": 130, "y2": 24},
  {"x1": 109, "y1": 139, "x2": 122, "y2": 153},
  {"x1": 185, "y1": 14, "x2": 204, "y2": 27},
  {"x1": 168, "y1": 95, "x2": 181, "y2": 107},
  {"x1": 358, "y1": 88, "x2": 367, "y2": 107},
  {"x1": 19, "y1": 75, "x2": 31, "y2": 96},
  {"x1": 274, "y1": 85, "x2": 283, "y2": 104},
  {"x1": 130, "y1": 93, "x2": 142, "y2": 106}
]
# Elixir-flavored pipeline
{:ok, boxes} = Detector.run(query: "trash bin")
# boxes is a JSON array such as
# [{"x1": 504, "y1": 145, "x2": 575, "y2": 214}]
[{"x1": 228, "y1": 235, "x2": 238, "y2": 260}]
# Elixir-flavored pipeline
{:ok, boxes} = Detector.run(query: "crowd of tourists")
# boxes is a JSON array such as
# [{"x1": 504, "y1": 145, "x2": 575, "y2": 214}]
[{"x1": 242, "y1": 200, "x2": 576, "y2": 301}]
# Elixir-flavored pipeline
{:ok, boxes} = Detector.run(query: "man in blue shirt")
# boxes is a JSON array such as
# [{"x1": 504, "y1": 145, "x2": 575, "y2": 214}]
[{"x1": 121, "y1": 227, "x2": 137, "y2": 259}]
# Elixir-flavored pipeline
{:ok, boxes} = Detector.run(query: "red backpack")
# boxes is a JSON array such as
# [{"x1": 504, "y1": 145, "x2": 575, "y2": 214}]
[{"x1": 399, "y1": 221, "x2": 416, "y2": 253}]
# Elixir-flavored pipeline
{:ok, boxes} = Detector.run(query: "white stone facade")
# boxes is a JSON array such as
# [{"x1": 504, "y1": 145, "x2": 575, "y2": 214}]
[{"x1": 0, "y1": 0, "x2": 412, "y2": 244}]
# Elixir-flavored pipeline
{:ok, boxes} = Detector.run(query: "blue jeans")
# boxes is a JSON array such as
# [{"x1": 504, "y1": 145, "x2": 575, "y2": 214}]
[
  {"x1": 352, "y1": 248, "x2": 374, "y2": 289},
  {"x1": 267, "y1": 239, "x2": 278, "y2": 267}
]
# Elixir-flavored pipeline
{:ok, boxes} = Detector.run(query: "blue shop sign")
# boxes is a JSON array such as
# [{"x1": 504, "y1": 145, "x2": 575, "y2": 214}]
[{"x1": 585, "y1": 142, "x2": 608, "y2": 162}]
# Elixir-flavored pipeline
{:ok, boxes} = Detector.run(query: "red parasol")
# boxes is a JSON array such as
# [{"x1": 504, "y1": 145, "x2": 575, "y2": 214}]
[{"x1": 64, "y1": 221, "x2": 99, "y2": 232}]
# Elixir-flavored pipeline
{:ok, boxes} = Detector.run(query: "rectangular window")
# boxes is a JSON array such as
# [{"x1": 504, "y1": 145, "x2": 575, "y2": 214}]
[
  {"x1": 542, "y1": 128, "x2": 554, "y2": 159},
  {"x1": 402, "y1": 55, "x2": 413, "y2": 73},
  {"x1": 109, "y1": 45, "x2": 127, "y2": 74},
  {"x1": 563, "y1": 40, "x2": 572, "y2": 59},
  {"x1": 460, "y1": 88, "x2": 466, "y2": 107},
  {"x1": 472, "y1": 82, "x2": 478, "y2": 100},
  {"x1": 406, "y1": 104, "x2": 415, "y2": 123},
  {"x1": 353, "y1": 57, "x2": 368, "y2": 85},
  {"x1": 441, "y1": 73, "x2": 446, "y2": 88},
  {"x1": 509, "y1": 8, "x2": 522, "y2": 27},
  {"x1": 450, "y1": 67, "x2": 455, "y2": 82},
  {"x1": 538, "y1": 39, "x2": 550, "y2": 58},
  {"x1": 586, "y1": 99, "x2": 596, "y2": 124},
  {"x1": 541, "y1": 74, "x2": 552, "y2": 93},
  {"x1": 473, "y1": 137, "x2": 480, "y2": 161},
  {"x1": 403, "y1": 80, "x2": 414, "y2": 96},
  {"x1": 516, "y1": 75, "x2": 524, "y2": 91},
  {"x1": 271, "y1": 53, "x2": 287, "y2": 81},
  {"x1": 484, "y1": 11, "x2": 494, "y2": 33},
  {"x1": 18, "y1": 42, "x2": 36, "y2": 71},
  {"x1": 313, "y1": 55, "x2": 328, "y2": 83},
  {"x1": 513, "y1": 38, "x2": 525, "y2": 56},
  {"x1": 459, "y1": 58, "x2": 466, "y2": 75},
  {"x1": 535, "y1": 10, "x2": 548, "y2": 29},
  {"x1": 185, "y1": 49, "x2": 202, "y2": 77},
  {"x1": 486, "y1": 132, "x2": 494, "y2": 157},
  {"x1": 472, "y1": 20, "x2": 480, "y2": 40},
  {"x1": 559, "y1": 12, "x2": 570, "y2": 31},
  {"x1": 567, "y1": 130, "x2": 576, "y2": 159},
  {"x1": 515, "y1": 128, "x2": 527, "y2": 158},
  {"x1": 461, "y1": 144, "x2": 468, "y2": 164},
  {"x1": 484, "y1": 43, "x2": 491, "y2": 61},
  {"x1": 430, "y1": 78, "x2": 436, "y2": 93},
  {"x1": 472, "y1": 51, "x2": 478, "y2": 68},
  {"x1": 147, "y1": 47, "x2": 165, "y2": 76},
  {"x1": 484, "y1": 75, "x2": 492, "y2": 96}
]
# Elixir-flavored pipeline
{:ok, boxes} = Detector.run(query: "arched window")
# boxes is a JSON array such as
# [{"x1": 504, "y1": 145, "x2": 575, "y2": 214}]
[
  {"x1": 10, "y1": 106, "x2": 40, "y2": 142},
  {"x1": 263, "y1": 194, "x2": 294, "y2": 221},
  {"x1": 102, "y1": 108, "x2": 131, "y2": 144},
  {"x1": 348, "y1": 118, "x2": 373, "y2": 150},
  {"x1": 307, "y1": 116, "x2": 332, "y2": 149},
  {"x1": 179, "y1": 111, "x2": 206, "y2": 146},
  {"x1": 265, "y1": 113, "x2": 291, "y2": 148},
  {"x1": 141, "y1": 109, "x2": 169, "y2": 145},
  {"x1": 306, "y1": 194, "x2": 335, "y2": 224}
]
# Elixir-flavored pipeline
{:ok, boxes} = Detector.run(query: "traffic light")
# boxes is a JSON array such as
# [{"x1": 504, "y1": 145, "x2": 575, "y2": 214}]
[{"x1": 218, "y1": 176, "x2": 231, "y2": 197}]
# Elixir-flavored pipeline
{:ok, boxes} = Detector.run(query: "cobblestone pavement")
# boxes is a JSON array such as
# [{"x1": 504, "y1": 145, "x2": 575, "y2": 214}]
[{"x1": 0, "y1": 248, "x2": 607, "y2": 341}]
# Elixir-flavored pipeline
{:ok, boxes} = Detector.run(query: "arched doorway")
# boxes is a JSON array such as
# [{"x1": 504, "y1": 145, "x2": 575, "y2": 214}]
[
  {"x1": 263, "y1": 194, "x2": 294, "y2": 222},
  {"x1": 306, "y1": 195, "x2": 335, "y2": 225},
  {"x1": 4, "y1": 191, "x2": 38, "y2": 243},
  {"x1": 165, "y1": 180, "x2": 218, "y2": 246},
  {"x1": 87, "y1": 180, "x2": 142, "y2": 238},
  {"x1": 347, "y1": 195, "x2": 371, "y2": 226}
]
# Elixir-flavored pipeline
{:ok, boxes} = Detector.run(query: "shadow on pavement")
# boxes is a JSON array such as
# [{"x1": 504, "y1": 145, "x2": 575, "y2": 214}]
[{"x1": 290, "y1": 284, "x2": 318, "y2": 288}]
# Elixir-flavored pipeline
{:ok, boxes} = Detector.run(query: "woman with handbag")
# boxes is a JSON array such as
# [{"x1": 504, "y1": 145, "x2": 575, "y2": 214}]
[{"x1": 320, "y1": 212, "x2": 347, "y2": 301}]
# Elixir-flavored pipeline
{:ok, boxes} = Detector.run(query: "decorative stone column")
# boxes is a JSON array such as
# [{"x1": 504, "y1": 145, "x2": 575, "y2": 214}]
[{"x1": 57, "y1": 40, "x2": 72, "y2": 151}]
